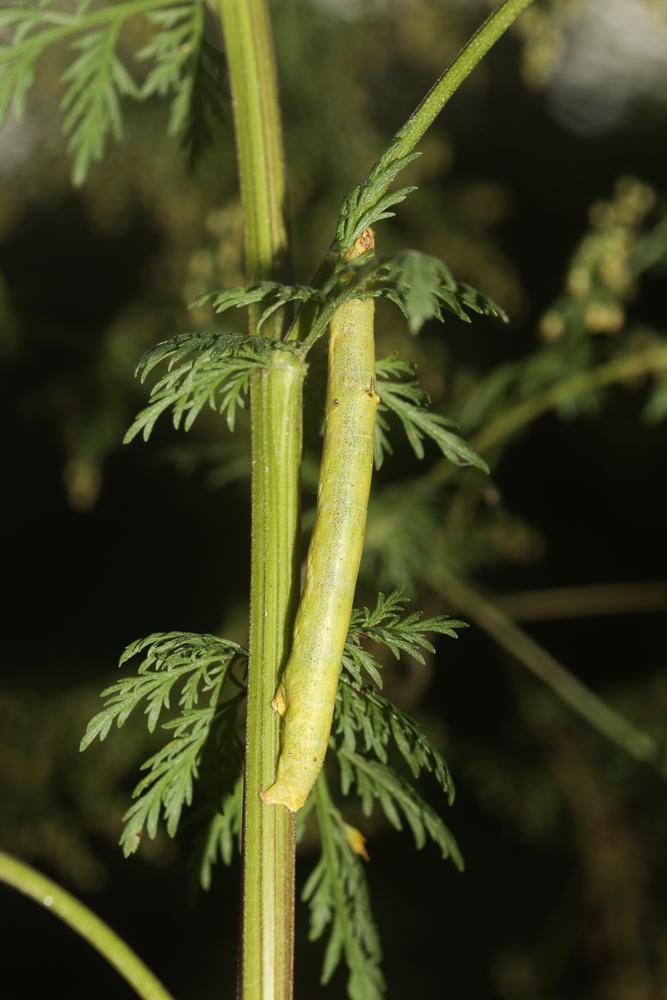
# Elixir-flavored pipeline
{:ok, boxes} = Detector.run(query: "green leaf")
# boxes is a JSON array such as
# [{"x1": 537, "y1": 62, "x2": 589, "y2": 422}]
[
  {"x1": 81, "y1": 631, "x2": 246, "y2": 750},
  {"x1": 124, "y1": 331, "x2": 294, "y2": 442},
  {"x1": 80, "y1": 630, "x2": 246, "y2": 856},
  {"x1": 334, "y1": 678, "x2": 456, "y2": 802},
  {"x1": 336, "y1": 150, "x2": 421, "y2": 250},
  {"x1": 61, "y1": 22, "x2": 137, "y2": 186},
  {"x1": 194, "y1": 281, "x2": 321, "y2": 332},
  {"x1": 375, "y1": 355, "x2": 489, "y2": 472},
  {"x1": 193, "y1": 776, "x2": 244, "y2": 890},
  {"x1": 0, "y1": 1, "x2": 213, "y2": 183},
  {"x1": 306, "y1": 776, "x2": 384, "y2": 1000},
  {"x1": 336, "y1": 750, "x2": 463, "y2": 869},
  {"x1": 342, "y1": 587, "x2": 467, "y2": 687}
]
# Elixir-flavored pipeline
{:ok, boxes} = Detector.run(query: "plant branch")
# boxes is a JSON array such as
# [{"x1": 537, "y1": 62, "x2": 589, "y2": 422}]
[
  {"x1": 430, "y1": 569, "x2": 666, "y2": 774},
  {"x1": 426, "y1": 340, "x2": 667, "y2": 490},
  {"x1": 217, "y1": 2, "x2": 299, "y2": 998},
  {"x1": 287, "y1": 0, "x2": 535, "y2": 342},
  {"x1": 0, "y1": 851, "x2": 173, "y2": 1000},
  {"x1": 361, "y1": 0, "x2": 535, "y2": 211},
  {"x1": 494, "y1": 581, "x2": 667, "y2": 622}
]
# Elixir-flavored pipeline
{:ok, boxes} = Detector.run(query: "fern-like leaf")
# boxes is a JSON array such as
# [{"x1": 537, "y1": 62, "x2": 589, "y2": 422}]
[
  {"x1": 336, "y1": 150, "x2": 421, "y2": 251},
  {"x1": 342, "y1": 587, "x2": 466, "y2": 688},
  {"x1": 80, "y1": 631, "x2": 245, "y2": 747},
  {"x1": 61, "y1": 22, "x2": 137, "y2": 185},
  {"x1": 191, "y1": 775, "x2": 244, "y2": 890},
  {"x1": 335, "y1": 677, "x2": 456, "y2": 801},
  {"x1": 375, "y1": 250, "x2": 507, "y2": 334},
  {"x1": 124, "y1": 332, "x2": 293, "y2": 442},
  {"x1": 0, "y1": 0, "x2": 212, "y2": 183},
  {"x1": 375, "y1": 354, "x2": 489, "y2": 472},
  {"x1": 194, "y1": 281, "x2": 321, "y2": 332},
  {"x1": 305, "y1": 775, "x2": 384, "y2": 1000},
  {"x1": 336, "y1": 749, "x2": 463, "y2": 869},
  {"x1": 80, "y1": 630, "x2": 246, "y2": 856}
]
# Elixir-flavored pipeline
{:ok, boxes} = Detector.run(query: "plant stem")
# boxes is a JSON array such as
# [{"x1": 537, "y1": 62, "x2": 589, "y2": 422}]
[
  {"x1": 469, "y1": 343, "x2": 667, "y2": 460},
  {"x1": 217, "y1": 2, "x2": 299, "y2": 997},
  {"x1": 494, "y1": 581, "x2": 667, "y2": 622},
  {"x1": 431, "y1": 569, "x2": 665, "y2": 772},
  {"x1": 218, "y1": 0, "x2": 289, "y2": 290},
  {"x1": 376, "y1": 0, "x2": 535, "y2": 182},
  {"x1": 288, "y1": 0, "x2": 535, "y2": 341},
  {"x1": 0, "y1": 851, "x2": 173, "y2": 1000},
  {"x1": 427, "y1": 341, "x2": 667, "y2": 490}
]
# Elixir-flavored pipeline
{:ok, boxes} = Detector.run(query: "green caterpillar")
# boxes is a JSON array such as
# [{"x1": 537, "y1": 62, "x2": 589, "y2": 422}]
[{"x1": 261, "y1": 229, "x2": 378, "y2": 812}]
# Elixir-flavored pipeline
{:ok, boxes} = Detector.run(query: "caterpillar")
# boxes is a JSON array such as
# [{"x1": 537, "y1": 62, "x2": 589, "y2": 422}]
[{"x1": 261, "y1": 228, "x2": 379, "y2": 812}]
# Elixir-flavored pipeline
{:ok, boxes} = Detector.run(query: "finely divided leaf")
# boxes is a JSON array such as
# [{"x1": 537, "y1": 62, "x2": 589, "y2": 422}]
[
  {"x1": 342, "y1": 587, "x2": 466, "y2": 687},
  {"x1": 375, "y1": 355, "x2": 488, "y2": 472},
  {"x1": 80, "y1": 630, "x2": 246, "y2": 856},
  {"x1": 336, "y1": 750, "x2": 463, "y2": 869},
  {"x1": 306, "y1": 777, "x2": 385, "y2": 1000},
  {"x1": 125, "y1": 331, "x2": 290, "y2": 442},
  {"x1": 194, "y1": 281, "x2": 321, "y2": 331}
]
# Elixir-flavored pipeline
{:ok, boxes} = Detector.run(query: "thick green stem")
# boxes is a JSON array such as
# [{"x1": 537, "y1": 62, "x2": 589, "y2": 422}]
[
  {"x1": 217, "y1": 2, "x2": 298, "y2": 998},
  {"x1": 218, "y1": 0, "x2": 289, "y2": 289},
  {"x1": 244, "y1": 356, "x2": 304, "y2": 999},
  {"x1": 0, "y1": 851, "x2": 173, "y2": 1000}
]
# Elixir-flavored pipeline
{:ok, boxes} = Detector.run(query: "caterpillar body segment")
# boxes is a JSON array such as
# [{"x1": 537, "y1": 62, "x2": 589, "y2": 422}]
[{"x1": 261, "y1": 231, "x2": 378, "y2": 812}]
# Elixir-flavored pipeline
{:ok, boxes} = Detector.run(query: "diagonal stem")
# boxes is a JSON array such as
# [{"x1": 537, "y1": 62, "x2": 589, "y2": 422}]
[
  {"x1": 0, "y1": 851, "x2": 174, "y2": 1000},
  {"x1": 431, "y1": 569, "x2": 665, "y2": 773}
]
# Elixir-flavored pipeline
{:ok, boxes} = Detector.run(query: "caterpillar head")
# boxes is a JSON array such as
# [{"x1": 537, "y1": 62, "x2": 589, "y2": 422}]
[{"x1": 346, "y1": 227, "x2": 375, "y2": 262}]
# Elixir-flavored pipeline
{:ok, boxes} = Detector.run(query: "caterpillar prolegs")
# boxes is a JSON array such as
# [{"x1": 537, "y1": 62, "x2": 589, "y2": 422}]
[{"x1": 261, "y1": 229, "x2": 378, "y2": 812}]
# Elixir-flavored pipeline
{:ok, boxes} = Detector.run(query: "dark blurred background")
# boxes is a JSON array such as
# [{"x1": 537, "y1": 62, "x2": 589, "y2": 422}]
[{"x1": 2, "y1": 0, "x2": 667, "y2": 997}]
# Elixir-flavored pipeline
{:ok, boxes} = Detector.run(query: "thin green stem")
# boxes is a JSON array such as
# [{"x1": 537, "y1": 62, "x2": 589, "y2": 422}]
[
  {"x1": 217, "y1": 2, "x2": 299, "y2": 998},
  {"x1": 373, "y1": 0, "x2": 534, "y2": 190},
  {"x1": 431, "y1": 569, "x2": 665, "y2": 773},
  {"x1": 0, "y1": 851, "x2": 173, "y2": 1000},
  {"x1": 287, "y1": 0, "x2": 534, "y2": 343},
  {"x1": 471, "y1": 343, "x2": 667, "y2": 460}
]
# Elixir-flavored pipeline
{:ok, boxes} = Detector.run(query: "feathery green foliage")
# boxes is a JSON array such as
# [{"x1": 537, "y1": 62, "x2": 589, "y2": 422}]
[
  {"x1": 0, "y1": 0, "x2": 210, "y2": 184},
  {"x1": 80, "y1": 587, "x2": 462, "y2": 947},
  {"x1": 375, "y1": 354, "x2": 489, "y2": 471},
  {"x1": 342, "y1": 588, "x2": 467, "y2": 689},
  {"x1": 335, "y1": 678, "x2": 456, "y2": 800},
  {"x1": 139, "y1": 4, "x2": 203, "y2": 131},
  {"x1": 371, "y1": 250, "x2": 507, "y2": 334},
  {"x1": 335, "y1": 589, "x2": 464, "y2": 796},
  {"x1": 194, "y1": 281, "x2": 320, "y2": 332},
  {"x1": 124, "y1": 331, "x2": 296, "y2": 442},
  {"x1": 336, "y1": 150, "x2": 421, "y2": 251},
  {"x1": 194, "y1": 776, "x2": 244, "y2": 890},
  {"x1": 294, "y1": 248, "x2": 506, "y2": 353},
  {"x1": 80, "y1": 631, "x2": 246, "y2": 856},
  {"x1": 305, "y1": 775, "x2": 384, "y2": 1000},
  {"x1": 336, "y1": 749, "x2": 463, "y2": 868}
]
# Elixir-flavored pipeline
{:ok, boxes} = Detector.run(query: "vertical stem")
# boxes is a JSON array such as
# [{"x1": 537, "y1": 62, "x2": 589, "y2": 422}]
[
  {"x1": 245, "y1": 355, "x2": 303, "y2": 1000},
  {"x1": 217, "y1": 2, "x2": 299, "y2": 998}
]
